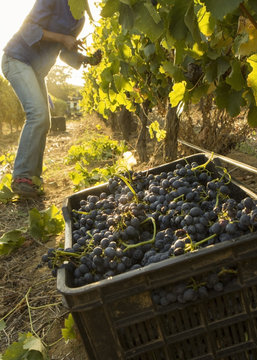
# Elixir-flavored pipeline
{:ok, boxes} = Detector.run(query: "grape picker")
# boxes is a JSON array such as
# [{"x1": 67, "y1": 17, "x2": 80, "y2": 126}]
[{"x1": 1, "y1": 0, "x2": 101, "y2": 198}]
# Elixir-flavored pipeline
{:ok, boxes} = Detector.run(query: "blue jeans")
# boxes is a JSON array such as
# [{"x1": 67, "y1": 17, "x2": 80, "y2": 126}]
[{"x1": 1, "y1": 53, "x2": 50, "y2": 179}]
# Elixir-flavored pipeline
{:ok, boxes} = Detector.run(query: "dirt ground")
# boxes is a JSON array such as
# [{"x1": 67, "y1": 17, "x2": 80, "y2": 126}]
[
  {"x1": 0, "y1": 115, "x2": 106, "y2": 360},
  {"x1": 0, "y1": 114, "x2": 256, "y2": 359}
]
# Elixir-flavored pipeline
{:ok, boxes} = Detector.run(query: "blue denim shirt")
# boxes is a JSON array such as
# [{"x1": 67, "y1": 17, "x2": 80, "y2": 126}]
[{"x1": 4, "y1": 0, "x2": 85, "y2": 78}]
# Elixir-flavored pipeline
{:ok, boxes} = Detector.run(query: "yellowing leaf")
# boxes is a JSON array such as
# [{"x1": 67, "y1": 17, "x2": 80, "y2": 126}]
[
  {"x1": 113, "y1": 75, "x2": 133, "y2": 92},
  {"x1": 148, "y1": 121, "x2": 166, "y2": 141},
  {"x1": 197, "y1": 6, "x2": 215, "y2": 37},
  {"x1": 247, "y1": 54, "x2": 257, "y2": 103},
  {"x1": 237, "y1": 17, "x2": 257, "y2": 56},
  {"x1": 23, "y1": 334, "x2": 45, "y2": 354},
  {"x1": 169, "y1": 81, "x2": 187, "y2": 107},
  {"x1": 122, "y1": 44, "x2": 132, "y2": 58},
  {"x1": 187, "y1": 42, "x2": 206, "y2": 59}
]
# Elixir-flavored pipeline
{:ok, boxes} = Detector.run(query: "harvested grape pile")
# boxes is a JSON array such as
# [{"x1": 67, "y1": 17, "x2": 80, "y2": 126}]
[
  {"x1": 151, "y1": 265, "x2": 238, "y2": 306},
  {"x1": 42, "y1": 157, "x2": 257, "y2": 287}
]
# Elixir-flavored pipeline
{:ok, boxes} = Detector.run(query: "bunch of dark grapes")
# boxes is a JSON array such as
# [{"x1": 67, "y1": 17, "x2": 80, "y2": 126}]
[
  {"x1": 42, "y1": 160, "x2": 257, "y2": 287},
  {"x1": 152, "y1": 266, "x2": 238, "y2": 306}
]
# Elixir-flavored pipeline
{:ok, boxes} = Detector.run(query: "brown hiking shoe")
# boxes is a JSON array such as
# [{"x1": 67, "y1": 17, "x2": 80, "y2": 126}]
[{"x1": 11, "y1": 178, "x2": 40, "y2": 198}]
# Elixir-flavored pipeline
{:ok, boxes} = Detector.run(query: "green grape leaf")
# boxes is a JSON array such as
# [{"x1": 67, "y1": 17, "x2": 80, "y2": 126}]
[
  {"x1": 206, "y1": 48, "x2": 221, "y2": 60},
  {"x1": 168, "y1": 0, "x2": 189, "y2": 41},
  {"x1": 243, "y1": 88, "x2": 256, "y2": 107},
  {"x1": 113, "y1": 74, "x2": 133, "y2": 92},
  {"x1": 101, "y1": 68, "x2": 113, "y2": 84},
  {"x1": 248, "y1": 0, "x2": 257, "y2": 13},
  {"x1": 1, "y1": 339, "x2": 25, "y2": 360},
  {"x1": 68, "y1": 0, "x2": 93, "y2": 20},
  {"x1": 215, "y1": 84, "x2": 243, "y2": 117},
  {"x1": 1, "y1": 333, "x2": 47, "y2": 360},
  {"x1": 160, "y1": 61, "x2": 185, "y2": 82},
  {"x1": 197, "y1": 5, "x2": 215, "y2": 37},
  {"x1": 205, "y1": 57, "x2": 230, "y2": 82},
  {"x1": 174, "y1": 41, "x2": 186, "y2": 65},
  {"x1": 190, "y1": 83, "x2": 210, "y2": 103},
  {"x1": 101, "y1": 0, "x2": 119, "y2": 17},
  {"x1": 28, "y1": 205, "x2": 64, "y2": 241},
  {"x1": 184, "y1": 1, "x2": 202, "y2": 43},
  {"x1": 120, "y1": 0, "x2": 131, "y2": 4},
  {"x1": 225, "y1": 60, "x2": 245, "y2": 91},
  {"x1": 0, "y1": 230, "x2": 26, "y2": 256},
  {"x1": 119, "y1": 3, "x2": 134, "y2": 30},
  {"x1": 216, "y1": 57, "x2": 230, "y2": 80},
  {"x1": 0, "y1": 185, "x2": 14, "y2": 204},
  {"x1": 203, "y1": 0, "x2": 242, "y2": 20},
  {"x1": 233, "y1": 33, "x2": 249, "y2": 56},
  {"x1": 133, "y1": 2, "x2": 164, "y2": 42},
  {"x1": 144, "y1": 2, "x2": 161, "y2": 24},
  {"x1": 169, "y1": 81, "x2": 187, "y2": 107},
  {"x1": 62, "y1": 313, "x2": 76, "y2": 343},
  {"x1": 247, "y1": 106, "x2": 257, "y2": 127},
  {"x1": 247, "y1": 54, "x2": 257, "y2": 103},
  {"x1": 0, "y1": 174, "x2": 14, "y2": 204},
  {"x1": 143, "y1": 43, "x2": 155, "y2": 58}
]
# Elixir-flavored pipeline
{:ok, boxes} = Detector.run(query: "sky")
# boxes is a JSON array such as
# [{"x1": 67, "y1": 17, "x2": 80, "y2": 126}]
[{"x1": 0, "y1": 0, "x2": 101, "y2": 86}]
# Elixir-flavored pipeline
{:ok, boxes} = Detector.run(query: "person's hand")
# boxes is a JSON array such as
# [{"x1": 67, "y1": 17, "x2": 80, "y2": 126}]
[
  {"x1": 62, "y1": 35, "x2": 79, "y2": 51},
  {"x1": 83, "y1": 50, "x2": 102, "y2": 66}
]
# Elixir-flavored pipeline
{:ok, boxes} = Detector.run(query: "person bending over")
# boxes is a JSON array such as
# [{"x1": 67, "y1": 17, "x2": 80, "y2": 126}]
[{"x1": 1, "y1": 0, "x2": 101, "y2": 198}]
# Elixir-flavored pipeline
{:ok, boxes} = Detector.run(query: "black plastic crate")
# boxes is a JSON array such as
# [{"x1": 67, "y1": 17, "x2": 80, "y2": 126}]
[{"x1": 58, "y1": 154, "x2": 257, "y2": 360}]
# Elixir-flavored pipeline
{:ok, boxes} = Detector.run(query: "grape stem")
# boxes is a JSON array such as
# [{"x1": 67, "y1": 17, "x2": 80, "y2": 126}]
[
  {"x1": 191, "y1": 152, "x2": 214, "y2": 171},
  {"x1": 173, "y1": 194, "x2": 184, "y2": 202},
  {"x1": 216, "y1": 166, "x2": 232, "y2": 185},
  {"x1": 72, "y1": 209, "x2": 89, "y2": 215},
  {"x1": 194, "y1": 233, "x2": 216, "y2": 248},
  {"x1": 56, "y1": 250, "x2": 81, "y2": 258},
  {"x1": 189, "y1": 277, "x2": 206, "y2": 291},
  {"x1": 116, "y1": 174, "x2": 139, "y2": 202},
  {"x1": 115, "y1": 166, "x2": 132, "y2": 180},
  {"x1": 218, "y1": 267, "x2": 238, "y2": 276}
]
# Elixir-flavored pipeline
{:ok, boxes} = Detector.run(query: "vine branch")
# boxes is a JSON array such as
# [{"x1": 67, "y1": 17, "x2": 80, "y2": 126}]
[{"x1": 240, "y1": 3, "x2": 257, "y2": 30}]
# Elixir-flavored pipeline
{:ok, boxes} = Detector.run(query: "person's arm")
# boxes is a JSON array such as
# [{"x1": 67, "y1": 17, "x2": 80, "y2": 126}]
[
  {"x1": 20, "y1": 0, "x2": 76, "y2": 49},
  {"x1": 60, "y1": 49, "x2": 102, "y2": 70},
  {"x1": 59, "y1": 50, "x2": 85, "y2": 69},
  {"x1": 42, "y1": 30, "x2": 78, "y2": 51}
]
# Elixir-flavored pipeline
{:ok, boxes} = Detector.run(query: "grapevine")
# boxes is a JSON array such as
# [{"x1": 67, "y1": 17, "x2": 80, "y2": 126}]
[{"x1": 78, "y1": 0, "x2": 257, "y2": 128}]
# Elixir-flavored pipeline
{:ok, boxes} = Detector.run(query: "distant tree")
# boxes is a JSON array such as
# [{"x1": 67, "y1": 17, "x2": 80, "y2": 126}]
[
  {"x1": 47, "y1": 65, "x2": 82, "y2": 101},
  {"x1": 51, "y1": 96, "x2": 68, "y2": 116}
]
